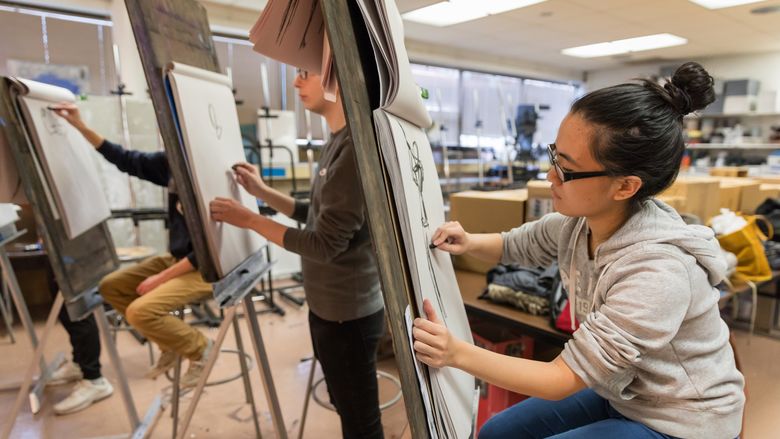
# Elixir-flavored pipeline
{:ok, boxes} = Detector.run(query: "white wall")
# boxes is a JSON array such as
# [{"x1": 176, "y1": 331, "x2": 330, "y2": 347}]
[{"x1": 585, "y1": 51, "x2": 780, "y2": 94}]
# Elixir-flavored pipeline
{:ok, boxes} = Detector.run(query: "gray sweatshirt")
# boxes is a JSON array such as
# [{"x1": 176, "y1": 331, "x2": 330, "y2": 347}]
[
  {"x1": 501, "y1": 199, "x2": 744, "y2": 439},
  {"x1": 283, "y1": 128, "x2": 383, "y2": 322}
]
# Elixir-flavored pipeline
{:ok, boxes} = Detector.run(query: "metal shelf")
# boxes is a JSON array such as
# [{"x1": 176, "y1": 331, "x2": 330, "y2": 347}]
[
  {"x1": 687, "y1": 143, "x2": 780, "y2": 150},
  {"x1": 685, "y1": 112, "x2": 780, "y2": 120}
]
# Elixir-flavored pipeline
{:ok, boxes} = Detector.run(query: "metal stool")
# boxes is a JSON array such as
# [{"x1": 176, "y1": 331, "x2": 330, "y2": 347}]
[
  {"x1": 169, "y1": 306, "x2": 263, "y2": 438},
  {"x1": 298, "y1": 356, "x2": 403, "y2": 439}
]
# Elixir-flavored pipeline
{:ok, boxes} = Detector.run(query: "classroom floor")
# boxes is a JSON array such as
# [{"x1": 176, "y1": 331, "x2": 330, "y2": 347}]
[
  {"x1": 1, "y1": 293, "x2": 779, "y2": 439},
  {"x1": 0, "y1": 289, "x2": 409, "y2": 439}
]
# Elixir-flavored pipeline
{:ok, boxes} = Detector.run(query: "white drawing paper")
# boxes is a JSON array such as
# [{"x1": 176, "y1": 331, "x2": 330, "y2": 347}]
[
  {"x1": 10, "y1": 77, "x2": 110, "y2": 238},
  {"x1": 375, "y1": 109, "x2": 474, "y2": 439},
  {"x1": 165, "y1": 62, "x2": 266, "y2": 277},
  {"x1": 357, "y1": 0, "x2": 432, "y2": 128}
]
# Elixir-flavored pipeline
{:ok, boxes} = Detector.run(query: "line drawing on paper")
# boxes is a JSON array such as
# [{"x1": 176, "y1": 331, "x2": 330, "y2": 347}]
[
  {"x1": 41, "y1": 107, "x2": 64, "y2": 135},
  {"x1": 208, "y1": 103, "x2": 223, "y2": 139},
  {"x1": 396, "y1": 120, "x2": 448, "y2": 319}
]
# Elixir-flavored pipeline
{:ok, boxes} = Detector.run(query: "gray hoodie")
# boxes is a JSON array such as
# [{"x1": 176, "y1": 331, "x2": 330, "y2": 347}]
[{"x1": 501, "y1": 199, "x2": 744, "y2": 439}]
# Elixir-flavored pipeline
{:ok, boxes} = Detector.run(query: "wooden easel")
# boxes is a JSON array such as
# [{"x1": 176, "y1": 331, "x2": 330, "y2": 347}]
[
  {"x1": 124, "y1": 0, "x2": 288, "y2": 436},
  {"x1": 0, "y1": 77, "x2": 162, "y2": 439},
  {"x1": 319, "y1": 1, "x2": 433, "y2": 437}
]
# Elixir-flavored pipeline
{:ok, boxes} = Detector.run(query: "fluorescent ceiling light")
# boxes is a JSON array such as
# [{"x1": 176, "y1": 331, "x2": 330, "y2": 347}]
[
  {"x1": 562, "y1": 33, "x2": 687, "y2": 58},
  {"x1": 688, "y1": 0, "x2": 765, "y2": 9},
  {"x1": 402, "y1": 0, "x2": 547, "y2": 27}
]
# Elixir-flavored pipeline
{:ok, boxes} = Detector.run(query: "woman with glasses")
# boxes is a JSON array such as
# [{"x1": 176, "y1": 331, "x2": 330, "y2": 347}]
[{"x1": 413, "y1": 62, "x2": 744, "y2": 439}]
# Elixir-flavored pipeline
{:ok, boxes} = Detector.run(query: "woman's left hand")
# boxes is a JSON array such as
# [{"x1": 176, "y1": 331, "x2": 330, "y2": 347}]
[
  {"x1": 412, "y1": 299, "x2": 462, "y2": 369},
  {"x1": 210, "y1": 197, "x2": 255, "y2": 229}
]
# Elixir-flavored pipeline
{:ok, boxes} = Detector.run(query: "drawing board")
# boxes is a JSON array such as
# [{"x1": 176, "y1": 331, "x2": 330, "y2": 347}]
[
  {"x1": 11, "y1": 78, "x2": 110, "y2": 239},
  {"x1": 165, "y1": 62, "x2": 266, "y2": 277},
  {"x1": 375, "y1": 109, "x2": 475, "y2": 438}
]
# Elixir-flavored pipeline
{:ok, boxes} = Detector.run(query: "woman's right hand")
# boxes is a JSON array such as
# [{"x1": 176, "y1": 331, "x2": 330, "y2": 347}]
[
  {"x1": 430, "y1": 221, "x2": 470, "y2": 255},
  {"x1": 232, "y1": 162, "x2": 267, "y2": 198}
]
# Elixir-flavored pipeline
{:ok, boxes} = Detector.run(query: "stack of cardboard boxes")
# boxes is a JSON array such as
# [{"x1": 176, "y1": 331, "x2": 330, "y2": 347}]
[
  {"x1": 448, "y1": 172, "x2": 780, "y2": 274},
  {"x1": 449, "y1": 189, "x2": 529, "y2": 273}
]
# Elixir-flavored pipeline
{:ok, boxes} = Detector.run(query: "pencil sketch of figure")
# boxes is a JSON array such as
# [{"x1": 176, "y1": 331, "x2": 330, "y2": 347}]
[
  {"x1": 397, "y1": 120, "x2": 448, "y2": 319},
  {"x1": 41, "y1": 107, "x2": 64, "y2": 135},
  {"x1": 208, "y1": 103, "x2": 222, "y2": 139}
]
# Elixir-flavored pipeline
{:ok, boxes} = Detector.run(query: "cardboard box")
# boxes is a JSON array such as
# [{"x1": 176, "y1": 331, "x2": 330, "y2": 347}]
[
  {"x1": 755, "y1": 175, "x2": 780, "y2": 185},
  {"x1": 717, "y1": 180, "x2": 744, "y2": 211},
  {"x1": 758, "y1": 184, "x2": 780, "y2": 204},
  {"x1": 716, "y1": 177, "x2": 762, "y2": 213},
  {"x1": 710, "y1": 167, "x2": 749, "y2": 178},
  {"x1": 525, "y1": 180, "x2": 554, "y2": 223},
  {"x1": 661, "y1": 176, "x2": 721, "y2": 221},
  {"x1": 449, "y1": 189, "x2": 527, "y2": 273},
  {"x1": 656, "y1": 195, "x2": 686, "y2": 213}
]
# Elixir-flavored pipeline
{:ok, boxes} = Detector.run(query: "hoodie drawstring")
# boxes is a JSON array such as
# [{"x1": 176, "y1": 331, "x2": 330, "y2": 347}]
[
  {"x1": 568, "y1": 219, "x2": 585, "y2": 331},
  {"x1": 568, "y1": 218, "x2": 613, "y2": 331}
]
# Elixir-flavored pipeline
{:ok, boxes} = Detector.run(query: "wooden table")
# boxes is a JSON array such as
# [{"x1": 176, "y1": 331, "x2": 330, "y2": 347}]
[{"x1": 456, "y1": 270, "x2": 571, "y2": 347}]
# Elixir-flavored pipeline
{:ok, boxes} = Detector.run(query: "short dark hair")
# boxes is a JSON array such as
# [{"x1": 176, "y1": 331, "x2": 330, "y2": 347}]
[{"x1": 571, "y1": 62, "x2": 715, "y2": 203}]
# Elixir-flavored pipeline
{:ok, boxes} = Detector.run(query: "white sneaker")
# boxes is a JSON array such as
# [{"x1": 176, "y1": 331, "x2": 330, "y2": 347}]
[
  {"x1": 47, "y1": 361, "x2": 83, "y2": 386},
  {"x1": 180, "y1": 339, "x2": 214, "y2": 389},
  {"x1": 53, "y1": 378, "x2": 114, "y2": 415}
]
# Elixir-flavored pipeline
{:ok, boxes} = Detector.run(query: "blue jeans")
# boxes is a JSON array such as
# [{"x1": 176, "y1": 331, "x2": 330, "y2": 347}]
[{"x1": 479, "y1": 389, "x2": 678, "y2": 439}]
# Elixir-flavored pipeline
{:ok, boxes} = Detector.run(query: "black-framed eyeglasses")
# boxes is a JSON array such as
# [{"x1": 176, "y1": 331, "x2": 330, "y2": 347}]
[
  {"x1": 296, "y1": 68, "x2": 309, "y2": 80},
  {"x1": 547, "y1": 143, "x2": 609, "y2": 182}
]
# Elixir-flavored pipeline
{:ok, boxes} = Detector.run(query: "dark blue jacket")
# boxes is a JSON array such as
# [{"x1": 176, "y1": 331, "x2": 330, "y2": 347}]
[{"x1": 97, "y1": 140, "x2": 197, "y2": 268}]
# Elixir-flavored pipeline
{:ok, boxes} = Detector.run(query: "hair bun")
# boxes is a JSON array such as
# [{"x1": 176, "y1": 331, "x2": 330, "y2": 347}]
[{"x1": 667, "y1": 62, "x2": 716, "y2": 116}]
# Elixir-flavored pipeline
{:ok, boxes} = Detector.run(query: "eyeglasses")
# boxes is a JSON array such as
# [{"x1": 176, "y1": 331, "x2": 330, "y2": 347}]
[
  {"x1": 547, "y1": 143, "x2": 609, "y2": 182},
  {"x1": 296, "y1": 68, "x2": 309, "y2": 80}
]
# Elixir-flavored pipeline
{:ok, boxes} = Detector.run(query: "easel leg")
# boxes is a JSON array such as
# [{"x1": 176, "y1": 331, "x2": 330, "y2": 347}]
[
  {"x1": 94, "y1": 306, "x2": 141, "y2": 427},
  {"x1": 1, "y1": 292, "x2": 63, "y2": 439},
  {"x1": 242, "y1": 298, "x2": 288, "y2": 439},
  {"x1": 171, "y1": 353, "x2": 182, "y2": 438},
  {"x1": 0, "y1": 248, "x2": 52, "y2": 385},
  {"x1": 233, "y1": 313, "x2": 263, "y2": 439},
  {"x1": 95, "y1": 305, "x2": 163, "y2": 439},
  {"x1": 176, "y1": 306, "x2": 237, "y2": 439},
  {"x1": 298, "y1": 357, "x2": 317, "y2": 439},
  {"x1": 0, "y1": 283, "x2": 15, "y2": 343}
]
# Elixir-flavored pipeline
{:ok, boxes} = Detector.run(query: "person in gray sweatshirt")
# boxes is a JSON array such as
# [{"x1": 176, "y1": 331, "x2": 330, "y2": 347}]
[
  {"x1": 413, "y1": 62, "x2": 744, "y2": 439},
  {"x1": 209, "y1": 70, "x2": 384, "y2": 439}
]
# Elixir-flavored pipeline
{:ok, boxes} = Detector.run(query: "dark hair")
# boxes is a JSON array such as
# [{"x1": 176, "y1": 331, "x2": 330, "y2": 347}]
[{"x1": 571, "y1": 62, "x2": 715, "y2": 203}]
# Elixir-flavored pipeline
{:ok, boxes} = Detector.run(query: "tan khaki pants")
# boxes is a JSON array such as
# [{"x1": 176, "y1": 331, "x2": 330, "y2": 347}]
[{"x1": 99, "y1": 254, "x2": 212, "y2": 360}]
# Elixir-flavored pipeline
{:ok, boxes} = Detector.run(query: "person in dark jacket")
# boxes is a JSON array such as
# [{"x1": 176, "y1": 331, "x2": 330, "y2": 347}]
[{"x1": 52, "y1": 103, "x2": 214, "y2": 390}]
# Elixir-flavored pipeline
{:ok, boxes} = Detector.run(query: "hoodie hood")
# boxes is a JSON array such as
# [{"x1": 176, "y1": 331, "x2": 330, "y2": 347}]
[{"x1": 591, "y1": 198, "x2": 727, "y2": 286}]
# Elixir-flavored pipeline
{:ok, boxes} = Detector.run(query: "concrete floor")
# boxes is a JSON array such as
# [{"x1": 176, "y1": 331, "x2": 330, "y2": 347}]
[
  {"x1": 0, "y1": 293, "x2": 409, "y2": 439},
  {"x1": 1, "y1": 296, "x2": 779, "y2": 438}
]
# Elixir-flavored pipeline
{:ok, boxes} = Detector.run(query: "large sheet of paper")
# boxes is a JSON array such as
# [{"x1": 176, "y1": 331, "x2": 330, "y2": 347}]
[
  {"x1": 357, "y1": 0, "x2": 432, "y2": 128},
  {"x1": 165, "y1": 62, "x2": 266, "y2": 277},
  {"x1": 249, "y1": 0, "x2": 338, "y2": 100},
  {"x1": 375, "y1": 109, "x2": 475, "y2": 439},
  {"x1": 9, "y1": 77, "x2": 110, "y2": 238}
]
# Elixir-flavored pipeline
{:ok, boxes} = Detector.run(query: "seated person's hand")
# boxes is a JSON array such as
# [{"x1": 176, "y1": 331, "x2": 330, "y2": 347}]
[
  {"x1": 430, "y1": 221, "x2": 470, "y2": 255},
  {"x1": 137, "y1": 273, "x2": 165, "y2": 295},
  {"x1": 413, "y1": 299, "x2": 461, "y2": 369},
  {"x1": 231, "y1": 163, "x2": 266, "y2": 198},
  {"x1": 210, "y1": 197, "x2": 255, "y2": 229}
]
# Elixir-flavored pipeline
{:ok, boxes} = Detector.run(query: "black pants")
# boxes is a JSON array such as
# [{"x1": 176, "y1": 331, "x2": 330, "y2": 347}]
[
  {"x1": 50, "y1": 278, "x2": 102, "y2": 380},
  {"x1": 309, "y1": 308, "x2": 385, "y2": 439}
]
